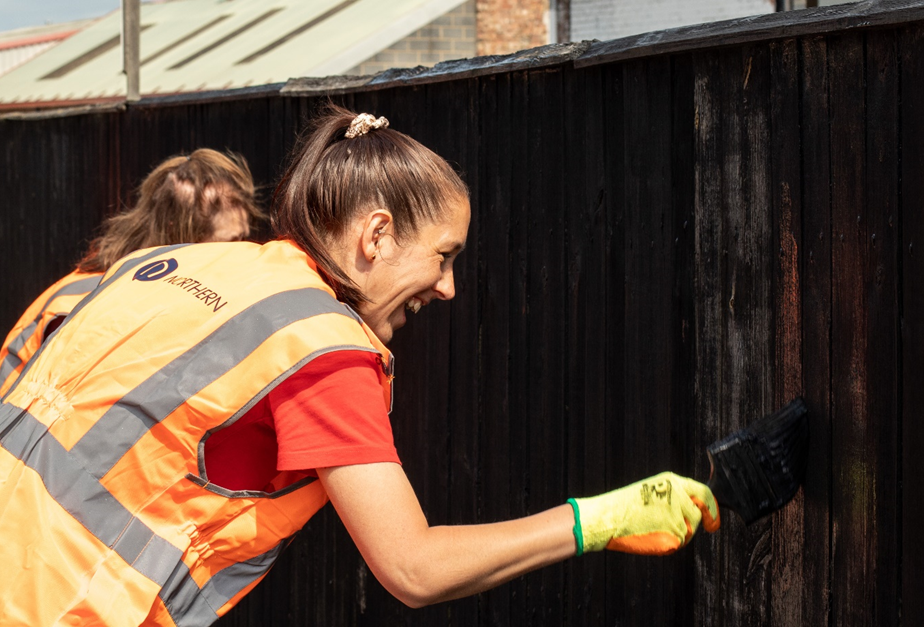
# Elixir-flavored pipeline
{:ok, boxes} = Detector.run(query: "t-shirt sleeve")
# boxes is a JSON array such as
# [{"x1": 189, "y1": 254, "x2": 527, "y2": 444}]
[{"x1": 270, "y1": 349, "x2": 400, "y2": 471}]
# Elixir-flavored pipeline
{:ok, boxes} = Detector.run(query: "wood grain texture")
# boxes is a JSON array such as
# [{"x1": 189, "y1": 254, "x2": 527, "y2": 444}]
[
  {"x1": 864, "y1": 30, "x2": 900, "y2": 627},
  {"x1": 768, "y1": 37, "x2": 807, "y2": 627},
  {"x1": 900, "y1": 21, "x2": 924, "y2": 627},
  {"x1": 797, "y1": 34, "x2": 835, "y2": 627},
  {"x1": 827, "y1": 32, "x2": 876, "y2": 627},
  {"x1": 693, "y1": 43, "x2": 775, "y2": 627}
]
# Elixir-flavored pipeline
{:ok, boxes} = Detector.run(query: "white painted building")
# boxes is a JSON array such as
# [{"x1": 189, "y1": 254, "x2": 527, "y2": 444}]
[
  {"x1": 556, "y1": 0, "x2": 856, "y2": 42},
  {"x1": 567, "y1": 0, "x2": 774, "y2": 41}
]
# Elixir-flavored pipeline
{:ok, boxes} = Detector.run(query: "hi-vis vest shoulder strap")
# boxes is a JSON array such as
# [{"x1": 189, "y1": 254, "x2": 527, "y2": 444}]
[
  {"x1": 0, "y1": 240, "x2": 394, "y2": 627},
  {"x1": 0, "y1": 270, "x2": 101, "y2": 398}
]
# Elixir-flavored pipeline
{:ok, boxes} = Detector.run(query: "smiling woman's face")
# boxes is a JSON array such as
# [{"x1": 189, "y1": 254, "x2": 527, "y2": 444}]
[{"x1": 357, "y1": 197, "x2": 470, "y2": 344}]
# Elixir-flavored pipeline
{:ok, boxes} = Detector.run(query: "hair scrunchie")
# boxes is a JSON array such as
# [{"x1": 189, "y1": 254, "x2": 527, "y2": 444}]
[{"x1": 345, "y1": 113, "x2": 390, "y2": 139}]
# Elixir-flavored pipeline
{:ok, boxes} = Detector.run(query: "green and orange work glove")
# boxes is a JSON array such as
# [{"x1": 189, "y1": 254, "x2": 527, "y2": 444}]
[{"x1": 568, "y1": 472, "x2": 721, "y2": 556}]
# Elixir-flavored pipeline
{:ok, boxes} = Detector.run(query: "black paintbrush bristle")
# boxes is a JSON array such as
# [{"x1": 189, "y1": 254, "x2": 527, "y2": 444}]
[{"x1": 706, "y1": 398, "x2": 809, "y2": 525}]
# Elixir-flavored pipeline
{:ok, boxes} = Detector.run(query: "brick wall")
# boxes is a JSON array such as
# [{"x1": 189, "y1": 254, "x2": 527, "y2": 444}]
[
  {"x1": 347, "y1": 1, "x2": 477, "y2": 76},
  {"x1": 569, "y1": 0, "x2": 774, "y2": 41},
  {"x1": 476, "y1": 0, "x2": 549, "y2": 56}
]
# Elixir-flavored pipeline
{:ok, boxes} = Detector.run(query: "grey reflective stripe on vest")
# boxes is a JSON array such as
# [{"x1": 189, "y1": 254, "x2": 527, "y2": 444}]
[
  {"x1": 161, "y1": 537, "x2": 291, "y2": 627},
  {"x1": 0, "y1": 275, "x2": 102, "y2": 390},
  {"x1": 71, "y1": 287, "x2": 353, "y2": 480},
  {"x1": 0, "y1": 348, "x2": 22, "y2": 390},
  {"x1": 7, "y1": 246, "x2": 192, "y2": 399},
  {"x1": 0, "y1": 403, "x2": 185, "y2": 588},
  {"x1": 0, "y1": 403, "x2": 298, "y2": 627}
]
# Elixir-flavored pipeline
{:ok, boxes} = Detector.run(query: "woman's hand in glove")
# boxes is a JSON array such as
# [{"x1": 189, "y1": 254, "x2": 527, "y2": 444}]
[{"x1": 568, "y1": 472, "x2": 720, "y2": 556}]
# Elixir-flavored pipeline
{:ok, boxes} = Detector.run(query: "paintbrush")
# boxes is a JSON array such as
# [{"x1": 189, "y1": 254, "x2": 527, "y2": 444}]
[{"x1": 706, "y1": 397, "x2": 809, "y2": 525}]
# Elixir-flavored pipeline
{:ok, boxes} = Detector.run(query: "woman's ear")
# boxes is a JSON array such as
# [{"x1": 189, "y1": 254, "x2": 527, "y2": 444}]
[{"x1": 360, "y1": 209, "x2": 393, "y2": 263}]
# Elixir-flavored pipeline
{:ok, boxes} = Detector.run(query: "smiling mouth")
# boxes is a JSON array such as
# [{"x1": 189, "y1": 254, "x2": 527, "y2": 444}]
[{"x1": 405, "y1": 298, "x2": 423, "y2": 314}]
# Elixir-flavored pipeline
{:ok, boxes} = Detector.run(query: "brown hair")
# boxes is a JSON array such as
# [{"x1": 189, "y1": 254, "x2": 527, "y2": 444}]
[
  {"x1": 272, "y1": 103, "x2": 469, "y2": 307},
  {"x1": 78, "y1": 148, "x2": 263, "y2": 273}
]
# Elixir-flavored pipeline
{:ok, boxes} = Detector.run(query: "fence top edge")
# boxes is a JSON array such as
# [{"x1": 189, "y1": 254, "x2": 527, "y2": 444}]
[
  {"x1": 280, "y1": 41, "x2": 593, "y2": 96},
  {"x1": 128, "y1": 83, "x2": 286, "y2": 108},
  {"x1": 0, "y1": 101, "x2": 125, "y2": 121},
  {"x1": 0, "y1": 83, "x2": 285, "y2": 120},
  {"x1": 575, "y1": 0, "x2": 924, "y2": 67},
  {"x1": 280, "y1": 75, "x2": 374, "y2": 96}
]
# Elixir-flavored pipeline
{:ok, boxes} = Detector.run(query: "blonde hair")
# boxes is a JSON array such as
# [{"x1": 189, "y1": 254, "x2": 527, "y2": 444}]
[{"x1": 78, "y1": 148, "x2": 262, "y2": 272}]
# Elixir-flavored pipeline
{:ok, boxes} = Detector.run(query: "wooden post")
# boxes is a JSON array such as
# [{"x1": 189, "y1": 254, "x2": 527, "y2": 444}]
[
  {"x1": 555, "y1": 0, "x2": 571, "y2": 44},
  {"x1": 122, "y1": 0, "x2": 140, "y2": 102}
]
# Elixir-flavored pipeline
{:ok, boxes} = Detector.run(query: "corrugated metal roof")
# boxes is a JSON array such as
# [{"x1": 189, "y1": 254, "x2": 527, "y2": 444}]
[
  {"x1": 1, "y1": 40, "x2": 65, "y2": 77},
  {"x1": 0, "y1": 20, "x2": 92, "y2": 78},
  {"x1": 0, "y1": 0, "x2": 466, "y2": 105}
]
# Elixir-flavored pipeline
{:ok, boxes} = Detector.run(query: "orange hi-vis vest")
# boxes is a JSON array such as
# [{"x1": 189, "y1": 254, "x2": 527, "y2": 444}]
[
  {"x1": 0, "y1": 270, "x2": 102, "y2": 397},
  {"x1": 0, "y1": 240, "x2": 394, "y2": 627}
]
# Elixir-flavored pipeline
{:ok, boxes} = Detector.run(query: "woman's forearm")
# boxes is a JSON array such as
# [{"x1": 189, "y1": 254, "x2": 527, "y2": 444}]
[
  {"x1": 319, "y1": 463, "x2": 577, "y2": 608},
  {"x1": 391, "y1": 505, "x2": 576, "y2": 606}
]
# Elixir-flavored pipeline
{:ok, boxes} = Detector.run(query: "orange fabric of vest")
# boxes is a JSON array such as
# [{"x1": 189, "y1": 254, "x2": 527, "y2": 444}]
[
  {"x1": 0, "y1": 270, "x2": 102, "y2": 397},
  {"x1": 0, "y1": 240, "x2": 393, "y2": 626}
]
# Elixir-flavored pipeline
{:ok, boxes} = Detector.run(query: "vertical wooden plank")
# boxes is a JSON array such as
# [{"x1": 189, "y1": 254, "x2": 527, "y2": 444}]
[
  {"x1": 476, "y1": 70, "x2": 513, "y2": 626},
  {"x1": 694, "y1": 43, "x2": 774, "y2": 627},
  {"x1": 798, "y1": 34, "x2": 834, "y2": 627},
  {"x1": 106, "y1": 110, "x2": 124, "y2": 224},
  {"x1": 0, "y1": 119, "x2": 27, "y2": 331},
  {"x1": 864, "y1": 30, "x2": 900, "y2": 627},
  {"x1": 670, "y1": 51, "x2": 698, "y2": 623},
  {"x1": 692, "y1": 50, "x2": 725, "y2": 627},
  {"x1": 621, "y1": 54, "x2": 688, "y2": 626},
  {"x1": 505, "y1": 68, "x2": 533, "y2": 625},
  {"x1": 563, "y1": 62, "x2": 608, "y2": 625},
  {"x1": 730, "y1": 41, "x2": 775, "y2": 627},
  {"x1": 600, "y1": 60, "x2": 627, "y2": 627},
  {"x1": 768, "y1": 37, "x2": 807, "y2": 626},
  {"x1": 827, "y1": 32, "x2": 876, "y2": 627},
  {"x1": 900, "y1": 21, "x2": 924, "y2": 627},
  {"x1": 524, "y1": 64, "x2": 567, "y2": 625},
  {"x1": 439, "y1": 75, "x2": 482, "y2": 627}
]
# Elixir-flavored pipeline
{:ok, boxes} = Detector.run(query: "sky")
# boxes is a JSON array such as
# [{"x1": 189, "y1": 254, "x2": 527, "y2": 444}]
[{"x1": 0, "y1": 0, "x2": 120, "y2": 32}]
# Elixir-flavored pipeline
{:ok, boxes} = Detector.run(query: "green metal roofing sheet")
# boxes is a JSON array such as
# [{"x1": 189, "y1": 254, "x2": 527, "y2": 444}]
[{"x1": 0, "y1": 0, "x2": 466, "y2": 104}]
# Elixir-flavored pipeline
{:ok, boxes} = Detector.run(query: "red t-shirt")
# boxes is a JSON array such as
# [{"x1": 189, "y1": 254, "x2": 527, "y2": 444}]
[{"x1": 203, "y1": 350, "x2": 399, "y2": 492}]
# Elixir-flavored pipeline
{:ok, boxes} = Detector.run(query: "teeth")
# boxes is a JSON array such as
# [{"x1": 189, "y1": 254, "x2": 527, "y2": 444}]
[{"x1": 406, "y1": 299, "x2": 422, "y2": 314}]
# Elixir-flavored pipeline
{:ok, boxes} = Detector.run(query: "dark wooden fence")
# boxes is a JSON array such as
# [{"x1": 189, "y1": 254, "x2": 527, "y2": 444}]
[{"x1": 1, "y1": 0, "x2": 921, "y2": 624}]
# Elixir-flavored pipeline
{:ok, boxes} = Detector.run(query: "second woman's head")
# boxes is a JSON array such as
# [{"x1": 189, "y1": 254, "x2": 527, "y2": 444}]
[
  {"x1": 273, "y1": 104, "x2": 470, "y2": 343},
  {"x1": 79, "y1": 148, "x2": 262, "y2": 273}
]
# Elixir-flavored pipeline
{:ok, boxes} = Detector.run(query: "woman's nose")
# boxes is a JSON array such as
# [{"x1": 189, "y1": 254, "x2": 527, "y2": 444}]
[{"x1": 433, "y1": 267, "x2": 455, "y2": 300}]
